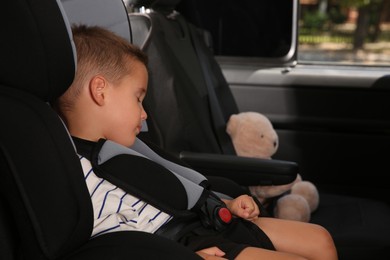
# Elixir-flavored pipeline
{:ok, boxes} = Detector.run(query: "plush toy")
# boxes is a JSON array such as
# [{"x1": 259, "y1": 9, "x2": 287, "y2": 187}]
[{"x1": 226, "y1": 111, "x2": 319, "y2": 222}]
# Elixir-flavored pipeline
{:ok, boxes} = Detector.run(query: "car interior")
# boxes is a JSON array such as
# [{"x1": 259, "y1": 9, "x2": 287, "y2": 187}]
[
  {"x1": 128, "y1": 0, "x2": 390, "y2": 259},
  {"x1": 1, "y1": 0, "x2": 390, "y2": 259}
]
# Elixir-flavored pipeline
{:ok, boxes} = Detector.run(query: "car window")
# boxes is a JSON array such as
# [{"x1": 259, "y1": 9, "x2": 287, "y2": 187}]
[
  {"x1": 172, "y1": 0, "x2": 299, "y2": 66},
  {"x1": 299, "y1": 0, "x2": 390, "y2": 66},
  {"x1": 174, "y1": 0, "x2": 389, "y2": 68}
]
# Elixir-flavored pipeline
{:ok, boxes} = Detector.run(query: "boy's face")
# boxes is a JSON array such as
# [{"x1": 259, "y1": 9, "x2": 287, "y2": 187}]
[{"x1": 103, "y1": 60, "x2": 148, "y2": 147}]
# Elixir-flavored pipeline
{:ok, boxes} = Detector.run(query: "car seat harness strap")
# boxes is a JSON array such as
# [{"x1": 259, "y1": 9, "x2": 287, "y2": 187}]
[{"x1": 74, "y1": 137, "x2": 232, "y2": 237}]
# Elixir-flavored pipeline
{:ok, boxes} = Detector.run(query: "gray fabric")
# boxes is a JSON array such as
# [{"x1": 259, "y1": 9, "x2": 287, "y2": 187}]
[
  {"x1": 61, "y1": 0, "x2": 131, "y2": 43},
  {"x1": 141, "y1": 119, "x2": 149, "y2": 132},
  {"x1": 129, "y1": 13, "x2": 153, "y2": 49},
  {"x1": 98, "y1": 139, "x2": 206, "y2": 209},
  {"x1": 56, "y1": 0, "x2": 77, "y2": 70},
  {"x1": 131, "y1": 138, "x2": 207, "y2": 184}
]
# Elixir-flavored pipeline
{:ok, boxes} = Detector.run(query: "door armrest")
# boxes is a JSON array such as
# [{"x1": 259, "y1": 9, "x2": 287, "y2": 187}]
[{"x1": 179, "y1": 151, "x2": 298, "y2": 186}]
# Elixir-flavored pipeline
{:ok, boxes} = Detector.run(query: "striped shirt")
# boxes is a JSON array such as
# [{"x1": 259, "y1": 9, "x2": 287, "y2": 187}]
[{"x1": 79, "y1": 155, "x2": 173, "y2": 238}]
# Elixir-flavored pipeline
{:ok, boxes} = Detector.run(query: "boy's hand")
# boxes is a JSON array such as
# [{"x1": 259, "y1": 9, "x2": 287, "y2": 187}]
[
  {"x1": 196, "y1": 247, "x2": 227, "y2": 259},
  {"x1": 223, "y1": 194, "x2": 260, "y2": 221}
]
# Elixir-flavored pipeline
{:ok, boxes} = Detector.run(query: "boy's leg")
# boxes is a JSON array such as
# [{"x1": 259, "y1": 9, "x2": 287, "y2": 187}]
[
  {"x1": 236, "y1": 247, "x2": 308, "y2": 260},
  {"x1": 252, "y1": 217, "x2": 338, "y2": 260}
]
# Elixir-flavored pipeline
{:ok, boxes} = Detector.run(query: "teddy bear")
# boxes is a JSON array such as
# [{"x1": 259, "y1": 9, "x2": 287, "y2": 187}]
[{"x1": 226, "y1": 111, "x2": 319, "y2": 222}]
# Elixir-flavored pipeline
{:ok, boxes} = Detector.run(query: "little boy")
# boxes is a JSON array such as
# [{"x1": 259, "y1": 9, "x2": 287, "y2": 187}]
[{"x1": 54, "y1": 25, "x2": 337, "y2": 260}]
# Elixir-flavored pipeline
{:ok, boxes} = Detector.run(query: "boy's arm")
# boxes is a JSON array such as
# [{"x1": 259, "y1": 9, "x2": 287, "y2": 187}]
[{"x1": 222, "y1": 195, "x2": 260, "y2": 220}]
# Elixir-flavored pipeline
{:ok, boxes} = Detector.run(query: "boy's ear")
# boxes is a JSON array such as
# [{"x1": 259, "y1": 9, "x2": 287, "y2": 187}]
[{"x1": 89, "y1": 75, "x2": 107, "y2": 106}]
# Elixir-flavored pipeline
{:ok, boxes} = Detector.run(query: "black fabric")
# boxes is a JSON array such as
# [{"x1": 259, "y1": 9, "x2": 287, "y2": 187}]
[
  {"x1": 179, "y1": 218, "x2": 275, "y2": 259},
  {"x1": 0, "y1": 87, "x2": 94, "y2": 259},
  {"x1": 188, "y1": 24, "x2": 236, "y2": 154},
  {"x1": 134, "y1": 10, "x2": 236, "y2": 156},
  {"x1": 65, "y1": 231, "x2": 202, "y2": 260},
  {"x1": 99, "y1": 155, "x2": 191, "y2": 212},
  {"x1": 0, "y1": 2, "x2": 88, "y2": 258},
  {"x1": 74, "y1": 137, "x2": 190, "y2": 215},
  {"x1": 0, "y1": 0, "x2": 75, "y2": 102},
  {"x1": 0, "y1": 193, "x2": 19, "y2": 260},
  {"x1": 310, "y1": 193, "x2": 390, "y2": 260}
]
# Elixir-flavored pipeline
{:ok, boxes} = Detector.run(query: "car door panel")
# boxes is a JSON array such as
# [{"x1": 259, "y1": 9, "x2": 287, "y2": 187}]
[{"x1": 222, "y1": 64, "x2": 390, "y2": 200}]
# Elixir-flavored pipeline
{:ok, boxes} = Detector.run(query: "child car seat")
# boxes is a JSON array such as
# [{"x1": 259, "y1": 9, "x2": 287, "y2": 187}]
[
  {"x1": 0, "y1": 0, "x2": 206, "y2": 259},
  {"x1": 126, "y1": 0, "x2": 390, "y2": 259}
]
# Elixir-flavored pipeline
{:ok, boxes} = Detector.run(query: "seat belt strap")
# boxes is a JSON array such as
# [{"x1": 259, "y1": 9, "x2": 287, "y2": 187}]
[
  {"x1": 74, "y1": 137, "x2": 233, "y2": 230},
  {"x1": 186, "y1": 20, "x2": 237, "y2": 155},
  {"x1": 98, "y1": 138, "x2": 207, "y2": 209}
]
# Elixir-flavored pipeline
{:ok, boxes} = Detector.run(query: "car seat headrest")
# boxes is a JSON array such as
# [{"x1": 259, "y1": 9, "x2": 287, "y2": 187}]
[
  {"x1": 0, "y1": 0, "x2": 76, "y2": 102},
  {"x1": 61, "y1": 0, "x2": 132, "y2": 43}
]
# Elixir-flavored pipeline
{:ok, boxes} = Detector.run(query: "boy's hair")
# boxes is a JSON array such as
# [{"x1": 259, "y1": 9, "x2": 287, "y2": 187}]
[{"x1": 57, "y1": 24, "x2": 147, "y2": 111}]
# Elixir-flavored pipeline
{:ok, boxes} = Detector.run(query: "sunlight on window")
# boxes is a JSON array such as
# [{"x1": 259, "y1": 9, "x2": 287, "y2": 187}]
[{"x1": 298, "y1": 0, "x2": 390, "y2": 66}]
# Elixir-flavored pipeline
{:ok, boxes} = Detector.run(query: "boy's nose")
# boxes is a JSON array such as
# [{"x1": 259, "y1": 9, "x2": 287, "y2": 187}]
[{"x1": 141, "y1": 107, "x2": 148, "y2": 120}]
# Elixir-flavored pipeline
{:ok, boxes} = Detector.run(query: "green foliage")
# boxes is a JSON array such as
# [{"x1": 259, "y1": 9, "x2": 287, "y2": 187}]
[
  {"x1": 328, "y1": 7, "x2": 348, "y2": 24},
  {"x1": 303, "y1": 11, "x2": 328, "y2": 30},
  {"x1": 339, "y1": 0, "x2": 382, "y2": 8}
]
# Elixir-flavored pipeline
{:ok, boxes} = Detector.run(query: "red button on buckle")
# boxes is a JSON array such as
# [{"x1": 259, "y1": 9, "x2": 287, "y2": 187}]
[{"x1": 218, "y1": 207, "x2": 232, "y2": 224}]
